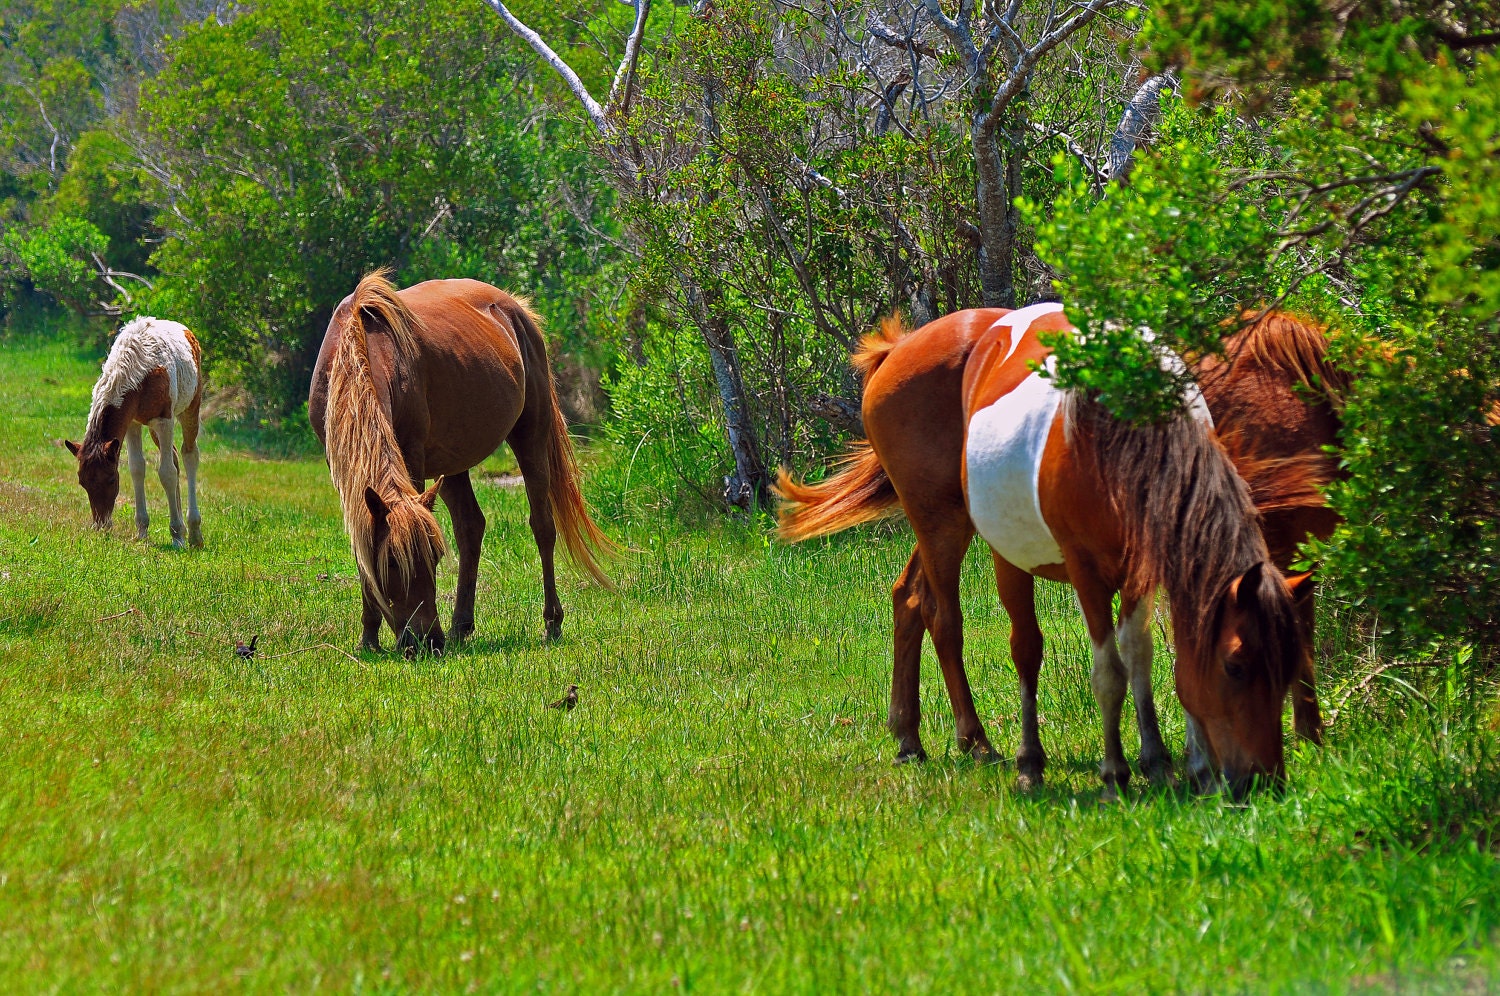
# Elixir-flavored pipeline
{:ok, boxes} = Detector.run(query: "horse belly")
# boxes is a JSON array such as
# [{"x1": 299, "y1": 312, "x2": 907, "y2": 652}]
[
  {"x1": 964, "y1": 372, "x2": 1065, "y2": 573},
  {"x1": 419, "y1": 354, "x2": 525, "y2": 474}
]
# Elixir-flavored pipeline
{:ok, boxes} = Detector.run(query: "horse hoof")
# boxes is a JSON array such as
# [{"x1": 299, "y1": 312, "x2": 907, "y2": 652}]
[
  {"x1": 1098, "y1": 784, "x2": 1121, "y2": 805},
  {"x1": 892, "y1": 747, "x2": 927, "y2": 766},
  {"x1": 544, "y1": 621, "x2": 562, "y2": 642},
  {"x1": 1140, "y1": 758, "x2": 1175, "y2": 788},
  {"x1": 969, "y1": 743, "x2": 1003, "y2": 765},
  {"x1": 1016, "y1": 772, "x2": 1043, "y2": 792}
]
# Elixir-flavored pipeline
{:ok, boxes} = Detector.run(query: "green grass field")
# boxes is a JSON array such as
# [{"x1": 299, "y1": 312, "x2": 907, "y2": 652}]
[{"x1": 1, "y1": 331, "x2": 1498, "y2": 992}]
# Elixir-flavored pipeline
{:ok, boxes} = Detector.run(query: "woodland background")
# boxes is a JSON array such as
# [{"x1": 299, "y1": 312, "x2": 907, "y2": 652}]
[{"x1": 3, "y1": 0, "x2": 1497, "y2": 654}]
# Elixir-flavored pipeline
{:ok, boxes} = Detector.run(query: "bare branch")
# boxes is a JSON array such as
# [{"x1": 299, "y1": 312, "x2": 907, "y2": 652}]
[
  {"x1": 866, "y1": 15, "x2": 938, "y2": 59},
  {"x1": 607, "y1": 0, "x2": 653, "y2": 118},
  {"x1": 481, "y1": 0, "x2": 611, "y2": 136},
  {"x1": 1104, "y1": 69, "x2": 1176, "y2": 180},
  {"x1": 983, "y1": 0, "x2": 1118, "y2": 130}
]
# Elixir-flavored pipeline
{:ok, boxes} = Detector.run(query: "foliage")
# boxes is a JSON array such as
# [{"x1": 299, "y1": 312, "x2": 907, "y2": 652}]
[
  {"x1": 564, "y1": 0, "x2": 1153, "y2": 499},
  {"x1": 1028, "y1": 6, "x2": 1500, "y2": 649},
  {"x1": 1, "y1": 213, "x2": 110, "y2": 313}
]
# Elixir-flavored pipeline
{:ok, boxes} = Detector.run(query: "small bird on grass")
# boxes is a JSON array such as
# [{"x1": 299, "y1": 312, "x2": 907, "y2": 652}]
[
  {"x1": 235, "y1": 635, "x2": 258, "y2": 660},
  {"x1": 547, "y1": 684, "x2": 579, "y2": 711}
]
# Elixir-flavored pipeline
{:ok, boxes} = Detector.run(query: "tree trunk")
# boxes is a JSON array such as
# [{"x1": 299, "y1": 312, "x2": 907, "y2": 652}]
[
  {"x1": 684, "y1": 279, "x2": 768, "y2": 508},
  {"x1": 972, "y1": 119, "x2": 1016, "y2": 308},
  {"x1": 1106, "y1": 71, "x2": 1178, "y2": 182}
]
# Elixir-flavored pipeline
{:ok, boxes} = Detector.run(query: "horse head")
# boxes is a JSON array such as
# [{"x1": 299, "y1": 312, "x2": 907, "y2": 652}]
[
  {"x1": 361, "y1": 478, "x2": 446, "y2": 655},
  {"x1": 1176, "y1": 562, "x2": 1313, "y2": 797},
  {"x1": 65, "y1": 438, "x2": 121, "y2": 530}
]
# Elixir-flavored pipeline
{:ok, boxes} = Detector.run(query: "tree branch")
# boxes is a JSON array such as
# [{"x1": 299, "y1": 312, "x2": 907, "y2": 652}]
[
  {"x1": 866, "y1": 15, "x2": 938, "y2": 59},
  {"x1": 482, "y1": 0, "x2": 611, "y2": 136},
  {"x1": 607, "y1": 0, "x2": 652, "y2": 118},
  {"x1": 1104, "y1": 69, "x2": 1177, "y2": 181}
]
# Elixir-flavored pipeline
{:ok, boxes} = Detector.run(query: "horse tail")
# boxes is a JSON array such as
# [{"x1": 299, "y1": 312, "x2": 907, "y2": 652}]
[
  {"x1": 851, "y1": 314, "x2": 909, "y2": 382},
  {"x1": 774, "y1": 441, "x2": 901, "y2": 542},
  {"x1": 508, "y1": 299, "x2": 616, "y2": 589}
]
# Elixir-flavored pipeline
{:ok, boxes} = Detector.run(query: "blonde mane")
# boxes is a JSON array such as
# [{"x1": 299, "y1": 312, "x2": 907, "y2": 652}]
[{"x1": 324, "y1": 272, "x2": 446, "y2": 601}]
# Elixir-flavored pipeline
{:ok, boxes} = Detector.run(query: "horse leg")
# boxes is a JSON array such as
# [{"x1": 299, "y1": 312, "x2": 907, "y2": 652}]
[
  {"x1": 1071, "y1": 565, "x2": 1130, "y2": 800},
  {"x1": 888, "y1": 546, "x2": 927, "y2": 764},
  {"x1": 179, "y1": 405, "x2": 203, "y2": 547},
  {"x1": 125, "y1": 422, "x2": 149, "y2": 540},
  {"x1": 151, "y1": 417, "x2": 185, "y2": 547},
  {"x1": 911, "y1": 521, "x2": 997, "y2": 763},
  {"x1": 1118, "y1": 592, "x2": 1172, "y2": 785},
  {"x1": 358, "y1": 577, "x2": 383, "y2": 653},
  {"x1": 509, "y1": 436, "x2": 563, "y2": 641},
  {"x1": 1184, "y1": 715, "x2": 1217, "y2": 794},
  {"x1": 1292, "y1": 578, "x2": 1325, "y2": 745},
  {"x1": 994, "y1": 553, "x2": 1046, "y2": 789},
  {"x1": 440, "y1": 472, "x2": 485, "y2": 642}
]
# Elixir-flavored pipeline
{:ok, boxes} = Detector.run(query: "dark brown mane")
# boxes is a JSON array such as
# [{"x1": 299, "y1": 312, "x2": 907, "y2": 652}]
[{"x1": 1064, "y1": 394, "x2": 1300, "y2": 685}]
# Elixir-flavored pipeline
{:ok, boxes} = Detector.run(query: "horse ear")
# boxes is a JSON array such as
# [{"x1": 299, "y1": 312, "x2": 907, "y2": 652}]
[
  {"x1": 64, "y1": 440, "x2": 81, "y2": 457},
  {"x1": 1286, "y1": 570, "x2": 1316, "y2": 608},
  {"x1": 102, "y1": 438, "x2": 120, "y2": 459},
  {"x1": 418, "y1": 476, "x2": 443, "y2": 511},
  {"x1": 1231, "y1": 562, "x2": 1268, "y2": 612},
  {"x1": 361, "y1": 486, "x2": 387, "y2": 525}
]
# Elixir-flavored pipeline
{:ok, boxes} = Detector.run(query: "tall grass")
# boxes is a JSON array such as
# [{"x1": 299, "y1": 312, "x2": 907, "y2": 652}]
[{"x1": 0, "y1": 333, "x2": 1496, "y2": 991}]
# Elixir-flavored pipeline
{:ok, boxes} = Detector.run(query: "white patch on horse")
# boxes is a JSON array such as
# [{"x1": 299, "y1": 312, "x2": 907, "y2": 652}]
[
  {"x1": 87, "y1": 317, "x2": 199, "y2": 434},
  {"x1": 964, "y1": 302, "x2": 1067, "y2": 572}
]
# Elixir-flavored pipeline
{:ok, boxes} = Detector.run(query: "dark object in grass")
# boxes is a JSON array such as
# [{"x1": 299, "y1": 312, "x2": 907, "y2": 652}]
[
  {"x1": 547, "y1": 684, "x2": 579, "y2": 711},
  {"x1": 235, "y1": 635, "x2": 258, "y2": 659}
]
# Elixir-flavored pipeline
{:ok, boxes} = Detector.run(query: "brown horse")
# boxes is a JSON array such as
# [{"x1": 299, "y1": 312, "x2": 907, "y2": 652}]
[
  {"x1": 1195, "y1": 313, "x2": 1345, "y2": 747},
  {"x1": 308, "y1": 272, "x2": 612, "y2": 654},
  {"x1": 779, "y1": 304, "x2": 1310, "y2": 799},
  {"x1": 66, "y1": 317, "x2": 204, "y2": 548}
]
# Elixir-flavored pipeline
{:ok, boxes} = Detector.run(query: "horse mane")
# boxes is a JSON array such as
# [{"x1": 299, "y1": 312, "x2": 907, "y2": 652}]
[
  {"x1": 1064, "y1": 395, "x2": 1300, "y2": 686},
  {"x1": 85, "y1": 318, "x2": 167, "y2": 444},
  {"x1": 1216, "y1": 428, "x2": 1335, "y2": 515},
  {"x1": 324, "y1": 270, "x2": 445, "y2": 600},
  {"x1": 1228, "y1": 310, "x2": 1349, "y2": 402},
  {"x1": 851, "y1": 314, "x2": 909, "y2": 382}
]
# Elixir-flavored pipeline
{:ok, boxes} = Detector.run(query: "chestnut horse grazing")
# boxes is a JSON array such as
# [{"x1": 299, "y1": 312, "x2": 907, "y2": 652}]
[
  {"x1": 309, "y1": 273, "x2": 612, "y2": 654},
  {"x1": 66, "y1": 317, "x2": 204, "y2": 548},
  {"x1": 779, "y1": 304, "x2": 1310, "y2": 799}
]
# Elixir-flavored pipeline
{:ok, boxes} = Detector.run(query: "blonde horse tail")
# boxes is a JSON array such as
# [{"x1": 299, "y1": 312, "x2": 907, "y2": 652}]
[
  {"x1": 510, "y1": 301, "x2": 616, "y2": 589},
  {"x1": 774, "y1": 441, "x2": 901, "y2": 542}
]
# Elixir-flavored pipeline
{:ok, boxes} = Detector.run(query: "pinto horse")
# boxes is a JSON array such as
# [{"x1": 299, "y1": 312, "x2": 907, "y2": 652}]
[
  {"x1": 308, "y1": 272, "x2": 612, "y2": 654},
  {"x1": 66, "y1": 317, "x2": 204, "y2": 548},
  {"x1": 779, "y1": 304, "x2": 1310, "y2": 798}
]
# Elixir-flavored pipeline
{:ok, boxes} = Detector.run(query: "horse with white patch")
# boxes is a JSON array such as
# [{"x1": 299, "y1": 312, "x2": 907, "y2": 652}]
[
  {"x1": 66, "y1": 317, "x2": 204, "y2": 548},
  {"x1": 778, "y1": 304, "x2": 1310, "y2": 800}
]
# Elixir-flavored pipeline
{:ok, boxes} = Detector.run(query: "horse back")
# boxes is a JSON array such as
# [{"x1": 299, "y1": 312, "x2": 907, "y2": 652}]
[{"x1": 860, "y1": 309, "x2": 1006, "y2": 522}]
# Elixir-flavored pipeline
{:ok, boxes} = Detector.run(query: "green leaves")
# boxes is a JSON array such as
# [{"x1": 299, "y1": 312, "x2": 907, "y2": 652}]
[{"x1": 1, "y1": 215, "x2": 109, "y2": 312}]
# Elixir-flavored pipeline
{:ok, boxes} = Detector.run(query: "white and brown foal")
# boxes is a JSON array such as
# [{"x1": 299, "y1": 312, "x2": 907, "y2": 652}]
[{"x1": 67, "y1": 317, "x2": 204, "y2": 548}]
